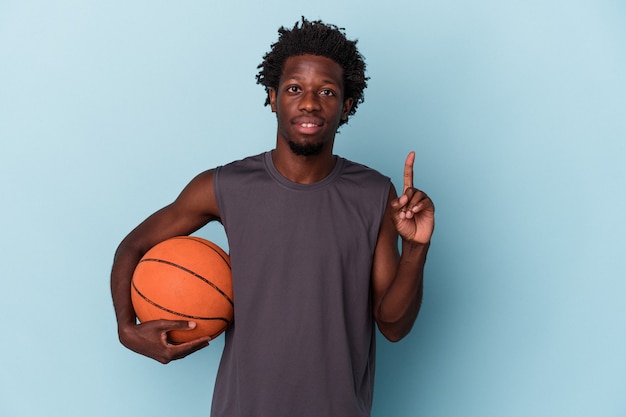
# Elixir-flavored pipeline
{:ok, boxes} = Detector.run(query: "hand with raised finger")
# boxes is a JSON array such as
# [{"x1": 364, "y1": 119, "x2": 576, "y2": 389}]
[
  {"x1": 390, "y1": 151, "x2": 435, "y2": 244},
  {"x1": 119, "y1": 319, "x2": 211, "y2": 364}
]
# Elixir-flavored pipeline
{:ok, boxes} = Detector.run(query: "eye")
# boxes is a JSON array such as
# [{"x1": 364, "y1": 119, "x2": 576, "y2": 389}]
[
  {"x1": 320, "y1": 89, "x2": 335, "y2": 96},
  {"x1": 286, "y1": 85, "x2": 300, "y2": 93}
]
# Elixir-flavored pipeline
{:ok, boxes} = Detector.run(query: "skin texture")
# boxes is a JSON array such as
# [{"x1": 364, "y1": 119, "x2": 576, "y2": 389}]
[{"x1": 111, "y1": 54, "x2": 434, "y2": 363}]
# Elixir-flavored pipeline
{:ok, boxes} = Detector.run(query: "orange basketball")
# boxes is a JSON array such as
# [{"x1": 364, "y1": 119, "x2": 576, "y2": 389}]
[{"x1": 131, "y1": 236, "x2": 233, "y2": 343}]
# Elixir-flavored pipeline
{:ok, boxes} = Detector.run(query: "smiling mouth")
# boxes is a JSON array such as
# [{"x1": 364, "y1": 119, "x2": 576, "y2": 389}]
[{"x1": 293, "y1": 117, "x2": 324, "y2": 128}]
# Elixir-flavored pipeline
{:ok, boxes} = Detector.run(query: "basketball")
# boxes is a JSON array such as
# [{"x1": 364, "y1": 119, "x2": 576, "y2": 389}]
[{"x1": 131, "y1": 236, "x2": 233, "y2": 343}]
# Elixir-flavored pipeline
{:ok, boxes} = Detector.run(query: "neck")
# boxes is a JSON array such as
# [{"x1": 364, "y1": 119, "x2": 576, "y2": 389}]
[{"x1": 271, "y1": 143, "x2": 336, "y2": 184}]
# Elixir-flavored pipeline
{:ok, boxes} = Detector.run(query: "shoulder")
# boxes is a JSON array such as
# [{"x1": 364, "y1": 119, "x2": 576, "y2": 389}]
[
  {"x1": 216, "y1": 152, "x2": 267, "y2": 174},
  {"x1": 338, "y1": 157, "x2": 391, "y2": 189},
  {"x1": 340, "y1": 157, "x2": 389, "y2": 177},
  {"x1": 333, "y1": 157, "x2": 392, "y2": 218},
  {"x1": 214, "y1": 152, "x2": 269, "y2": 192}
]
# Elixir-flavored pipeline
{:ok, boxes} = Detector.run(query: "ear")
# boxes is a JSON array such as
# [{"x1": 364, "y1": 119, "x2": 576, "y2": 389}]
[
  {"x1": 341, "y1": 97, "x2": 354, "y2": 121},
  {"x1": 269, "y1": 88, "x2": 277, "y2": 112}
]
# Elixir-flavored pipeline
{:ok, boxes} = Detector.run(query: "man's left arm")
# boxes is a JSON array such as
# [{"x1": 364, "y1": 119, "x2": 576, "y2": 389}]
[{"x1": 371, "y1": 151, "x2": 435, "y2": 342}]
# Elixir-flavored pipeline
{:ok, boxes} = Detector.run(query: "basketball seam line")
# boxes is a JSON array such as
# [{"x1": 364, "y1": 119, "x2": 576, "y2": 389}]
[
  {"x1": 139, "y1": 257, "x2": 234, "y2": 306},
  {"x1": 131, "y1": 280, "x2": 231, "y2": 323},
  {"x1": 173, "y1": 236, "x2": 231, "y2": 268}
]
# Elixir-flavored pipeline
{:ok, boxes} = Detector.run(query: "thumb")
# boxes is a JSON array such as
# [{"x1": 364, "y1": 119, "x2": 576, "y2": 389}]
[
  {"x1": 390, "y1": 188, "x2": 414, "y2": 211},
  {"x1": 180, "y1": 321, "x2": 197, "y2": 330},
  {"x1": 154, "y1": 319, "x2": 196, "y2": 331}
]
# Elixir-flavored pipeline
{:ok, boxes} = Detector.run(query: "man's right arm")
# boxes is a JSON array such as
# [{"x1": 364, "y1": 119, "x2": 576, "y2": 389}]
[{"x1": 110, "y1": 169, "x2": 220, "y2": 364}]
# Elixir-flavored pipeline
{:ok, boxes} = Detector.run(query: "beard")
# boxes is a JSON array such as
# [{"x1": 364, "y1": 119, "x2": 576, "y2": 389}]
[{"x1": 287, "y1": 140, "x2": 324, "y2": 156}]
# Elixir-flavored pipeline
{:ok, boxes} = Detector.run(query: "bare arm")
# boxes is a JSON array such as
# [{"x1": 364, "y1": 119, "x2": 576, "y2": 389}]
[
  {"x1": 372, "y1": 152, "x2": 435, "y2": 342},
  {"x1": 111, "y1": 169, "x2": 220, "y2": 363}
]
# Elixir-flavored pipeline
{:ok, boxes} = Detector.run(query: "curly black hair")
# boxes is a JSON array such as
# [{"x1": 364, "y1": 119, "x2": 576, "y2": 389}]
[{"x1": 256, "y1": 17, "x2": 369, "y2": 126}]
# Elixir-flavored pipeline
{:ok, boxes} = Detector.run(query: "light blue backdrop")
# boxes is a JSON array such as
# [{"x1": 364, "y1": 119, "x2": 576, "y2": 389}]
[{"x1": 1, "y1": 1, "x2": 625, "y2": 416}]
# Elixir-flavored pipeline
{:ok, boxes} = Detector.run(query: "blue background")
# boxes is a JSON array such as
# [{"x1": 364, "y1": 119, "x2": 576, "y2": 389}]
[{"x1": 1, "y1": 1, "x2": 625, "y2": 416}]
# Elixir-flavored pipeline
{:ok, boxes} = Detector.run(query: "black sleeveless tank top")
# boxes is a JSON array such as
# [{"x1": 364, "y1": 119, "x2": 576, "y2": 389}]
[{"x1": 211, "y1": 152, "x2": 390, "y2": 417}]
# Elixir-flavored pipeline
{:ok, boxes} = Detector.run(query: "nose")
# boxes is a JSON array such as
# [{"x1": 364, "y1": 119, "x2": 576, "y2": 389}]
[{"x1": 298, "y1": 90, "x2": 321, "y2": 112}]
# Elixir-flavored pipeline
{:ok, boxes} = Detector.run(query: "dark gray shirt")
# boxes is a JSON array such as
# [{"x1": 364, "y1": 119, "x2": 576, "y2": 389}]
[{"x1": 212, "y1": 152, "x2": 390, "y2": 417}]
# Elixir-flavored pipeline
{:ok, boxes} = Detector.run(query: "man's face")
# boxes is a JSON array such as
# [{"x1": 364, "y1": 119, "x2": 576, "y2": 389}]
[{"x1": 269, "y1": 54, "x2": 353, "y2": 156}]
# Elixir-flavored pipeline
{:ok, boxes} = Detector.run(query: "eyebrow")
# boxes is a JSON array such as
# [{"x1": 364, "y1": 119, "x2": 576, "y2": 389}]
[{"x1": 286, "y1": 75, "x2": 341, "y2": 86}]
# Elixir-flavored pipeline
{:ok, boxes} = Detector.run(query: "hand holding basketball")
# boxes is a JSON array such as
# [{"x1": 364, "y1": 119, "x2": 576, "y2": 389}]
[{"x1": 119, "y1": 318, "x2": 211, "y2": 364}]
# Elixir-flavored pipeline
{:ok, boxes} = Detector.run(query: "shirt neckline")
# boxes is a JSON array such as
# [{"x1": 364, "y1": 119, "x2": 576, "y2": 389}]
[{"x1": 263, "y1": 151, "x2": 344, "y2": 191}]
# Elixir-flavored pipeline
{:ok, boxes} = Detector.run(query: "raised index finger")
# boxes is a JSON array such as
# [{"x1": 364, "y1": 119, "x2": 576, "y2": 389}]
[{"x1": 403, "y1": 151, "x2": 415, "y2": 194}]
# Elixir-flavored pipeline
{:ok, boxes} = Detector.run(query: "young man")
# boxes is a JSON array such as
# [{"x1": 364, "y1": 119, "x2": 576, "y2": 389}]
[{"x1": 111, "y1": 18, "x2": 434, "y2": 417}]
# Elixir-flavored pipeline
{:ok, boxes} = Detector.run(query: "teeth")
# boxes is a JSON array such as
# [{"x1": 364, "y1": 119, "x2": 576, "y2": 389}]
[{"x1": 301, "y1": 123, "x2": 317, "y2": 128}]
